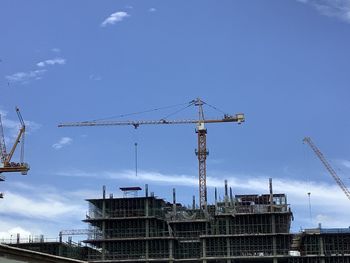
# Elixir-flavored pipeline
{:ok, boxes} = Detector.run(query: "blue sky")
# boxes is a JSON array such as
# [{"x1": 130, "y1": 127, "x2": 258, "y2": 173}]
[{"x1": 1, "y1": 0, "x2": 350, "y2": 240}]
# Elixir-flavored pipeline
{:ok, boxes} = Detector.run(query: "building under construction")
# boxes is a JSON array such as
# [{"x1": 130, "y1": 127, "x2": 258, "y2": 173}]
[
  {"x1": 77, "y1": 181, "x2": 349, "y2": 263},
  {"x1": 4, "y1": 181, "x2": 350, "y2": 262}
]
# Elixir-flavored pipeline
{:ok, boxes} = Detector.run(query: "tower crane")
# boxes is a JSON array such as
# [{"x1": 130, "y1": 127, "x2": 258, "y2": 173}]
[
  {"x1": 303, "y1": 137, "x2": 350, "y2": 201},
  {"x1": 0, "y1": 107, "x2": 29, "y2": 175},
  {"x1": 58, "y1": 98, "x2": 245, "y2": 209}
]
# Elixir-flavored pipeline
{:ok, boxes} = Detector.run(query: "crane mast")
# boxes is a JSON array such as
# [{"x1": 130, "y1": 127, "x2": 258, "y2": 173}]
[
  {"x1": 303, "y1": 137, "x2": 350, "y2": 201},
  {"x1": 59, "y1": 99, "x2": 245, "y2": 209},
  {"x1": 195, "y1": 99, "x2": 208, "y2": 208}
]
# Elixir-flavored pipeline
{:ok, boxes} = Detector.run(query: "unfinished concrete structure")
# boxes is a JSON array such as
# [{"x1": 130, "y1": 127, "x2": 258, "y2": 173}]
[
  {"x1": 79, "y1": 181, "x2": 350, "y2": 263},
  {"x1": 4, "y1": 181, "x2": 349, "y2": 262}
]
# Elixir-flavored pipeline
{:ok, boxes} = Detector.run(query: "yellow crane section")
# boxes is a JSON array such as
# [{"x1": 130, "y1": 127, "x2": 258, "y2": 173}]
[
  {"x1": 58, "y1": 98, "x2": 245, "y2": 209},
  {"x1": 0, "y1": 107, "x2": 29, "y2": 176}
]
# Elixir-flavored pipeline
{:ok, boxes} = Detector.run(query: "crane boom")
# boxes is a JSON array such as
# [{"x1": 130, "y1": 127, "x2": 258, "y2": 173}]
[
  {"x1": 0, "y1": 115, "x2": 7, "y2": 163},
  {"x1": 58, "y1": 115, "x2": 244, "y2": 128},
  {"x1": 59, "y1": 99, "x2": 245, "y2": 208},
  {"x1": 303, "y1": 137, "x2": 350, "y2": 201}
]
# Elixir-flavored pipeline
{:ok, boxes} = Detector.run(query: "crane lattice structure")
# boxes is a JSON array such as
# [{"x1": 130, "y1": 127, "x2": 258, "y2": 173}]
[
  {"x1": 303, "y1": 137, "x2": 350, "y2": 201},
  {"x1": 58, "y1": 98, "x2": 245, "y2": 209},
  {"x1": 0, "y1": 107, "x2": 29, "y2": 176}
]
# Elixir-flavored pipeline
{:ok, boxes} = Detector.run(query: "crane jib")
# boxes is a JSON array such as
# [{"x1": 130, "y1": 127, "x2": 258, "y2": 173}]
[{"x1": 58, "y1": 116, "x2": 244, "y2": 128}]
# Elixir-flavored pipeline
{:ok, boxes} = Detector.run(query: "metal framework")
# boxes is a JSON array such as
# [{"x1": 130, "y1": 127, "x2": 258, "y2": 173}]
[
  {"x1": 58, "y1": 98, "x2": 245, "y2": 208},
  {"x1": 80, "y1": 182, "x2": 295, "y2": 262},
  {"x1": 5, "y1": 182, "x2": 350, "y2": 263},
  {"x1": 0, "y1": 108, "x2": 29, "y2": 175},
  {"x1": 303, "y1": 137, "x2": 350, "y2": 201}
]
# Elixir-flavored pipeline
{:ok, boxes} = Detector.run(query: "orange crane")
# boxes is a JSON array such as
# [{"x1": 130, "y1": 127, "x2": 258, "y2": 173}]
[
  {"x1": 58, "y1": 98, "x2": 245, "y2": 209},
  {"x1": 0, "y1": 107, "x2": 29, "y2": 176},
  {"x1": 303, "y1": 137, "x2": 350, "y2": 201}
]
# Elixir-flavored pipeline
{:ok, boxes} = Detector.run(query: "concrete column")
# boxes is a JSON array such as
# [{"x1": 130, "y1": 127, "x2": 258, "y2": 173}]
[
  {"x1": 145, "y1": 197, "x2": 149, "y2": 217},
  {"x1": 226, "y1": 217, "x2": 231, "y2": 263},
  {"x1": 202, "y1": 238, "x2": 207, "y2": 263},
  {"x1": 173, "y1": 188, "x2": 176, "y2": 216},
  {"x1": 269, "y1": 179, "x2": 277, "y2": 263},
  {"x1": 319, "y1": 235, "x2": 325, "y2": 263},
  {"x1": 269, "y1": 178, "x2": 274, "y2": 212},
  {"x1": 145, "y1": 239, "x2": 149, "y2": 261},
  {"x1": 102, "y1": 186, "x2": 106, "y2": 260},
  {"x1": 169, "y1": 239, "x2": 174, "y2": 263},
  {"x1": 272, "y1": 214, "x2": 277, "y2": 263},
  {"x1": 224, "y1": 180, "x2": 228, "y2": 208}
]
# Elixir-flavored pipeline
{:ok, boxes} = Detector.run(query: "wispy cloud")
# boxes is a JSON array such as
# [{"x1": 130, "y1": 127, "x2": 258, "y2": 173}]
[
  {"x1": 51, "y1": 48, "x2": 61, "y2": 53},
  {"x1": 101, "y1": 11, "x2": 130, "y2": 27},
  {"x1": 1, "y1": 191, "x2": 82, "y2": 220},
  {"x1": 52, "y1": 137, "x2": 73, "y2": 150},
  {"x1": 149, "y1": 7, "x2": 157, "y2": 12},
  {"x1": 56, "y1": 169, "x2": 350, "y2": 229},
  {"x1": 5, "y1": 69, "x2": 46, "y2": 84},
  {"x1": 5, "y1": 56, "x2": 66, "y2": 84},
  {"x1": 338, "y1": 159, "x2": 350, "y2": 169},
  {"x1": 0, "y1": 107, "x2": 41, "y2": 144},
  {"x1": 297, "y1": 0, "x2": 350, "y2": 23},
  {"x1": 37, "y1": 58, "x2": 66, "y2": 67},
  {"x1": 0, "y1": 182, "x2": 88, "y2": 239},
  {"x1": 89, "y1": 74, "x2": 102, "y2": 81}
]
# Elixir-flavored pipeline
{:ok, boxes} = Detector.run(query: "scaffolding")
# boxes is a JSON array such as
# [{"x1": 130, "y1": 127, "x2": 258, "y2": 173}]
[
  {"x1": 82, "y1": 181, "x2": 298, "y2": 262},
  {"x1": 4, "y1": 180, "x2": 350, "y2": 263}
]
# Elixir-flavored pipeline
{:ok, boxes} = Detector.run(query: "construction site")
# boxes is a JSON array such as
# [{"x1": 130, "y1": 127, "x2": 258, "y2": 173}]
[
  {"x1": 0, "y1": 99, "x2": 350, "y2": 263},
  {"x1": 3, "y1": 182, "x2": 350, "y2": 263}
]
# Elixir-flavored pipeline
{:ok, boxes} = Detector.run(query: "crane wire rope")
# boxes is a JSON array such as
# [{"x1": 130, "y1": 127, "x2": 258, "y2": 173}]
[
  {"x1": 203, "y1": 101, "x2": 227, "y2": 115},
  {"x1": 89, "y1": 102, "x2": 191, "y2": 122},
  {"x1": 160, "y1": 101, "x2": 196, "y2": 120},
  {"x1": 303, "y1": 140, "x2": 312, "y2": 225}
]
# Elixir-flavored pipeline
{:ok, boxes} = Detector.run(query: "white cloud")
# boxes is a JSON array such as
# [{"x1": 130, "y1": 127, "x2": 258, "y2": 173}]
[
  {"x1": 149, "y1": 7, "x2": 157, "y2": 12},
  {"x1": 56, "y1": 169, "x2": 350, "y2": 229},
  {"x1": 37, "y1": 58, "x2": 66, "y2": 67},
  {"x1": 101, "y1": 11, "x2": 129, "y2": 27},
  {"x1": 0, "y1": 182, "x2": 88, "y2": 240},
  {"x1": 51, "y1": 48, "x2": 61, "y2": 53},
  {"x1": 297, "y1": 0, "x2": 350, "y2": 23},
  {"x1": 0, "y1": 227, "x2": 32, "y2": 241},
  {"x1": 52, "y1": 137, "x2": 72, "y2": 150},
  {"x1": 5, "y1": 69, "x2": 46, "y2": 83},
  {"x1": 1, "y1": 191, "x2": 82, "y2": 220},
  {"x1": 0, "y1": 107, "x2": 40, "y2": 146},
  {"x1": 89, "y1": 74, "x2": 102, "y2": 81},
  {"x1": 338, "y1": 159, "x2": 350, "y2": 168},
  {"x1": 5, "y1": 57, "x2": 66, "y2": 84}
]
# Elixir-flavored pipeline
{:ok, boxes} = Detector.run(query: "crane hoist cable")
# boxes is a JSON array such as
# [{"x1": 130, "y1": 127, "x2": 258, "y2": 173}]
[{"x1": 90, "y1": 102, "x2": 191, "y2": 122}]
